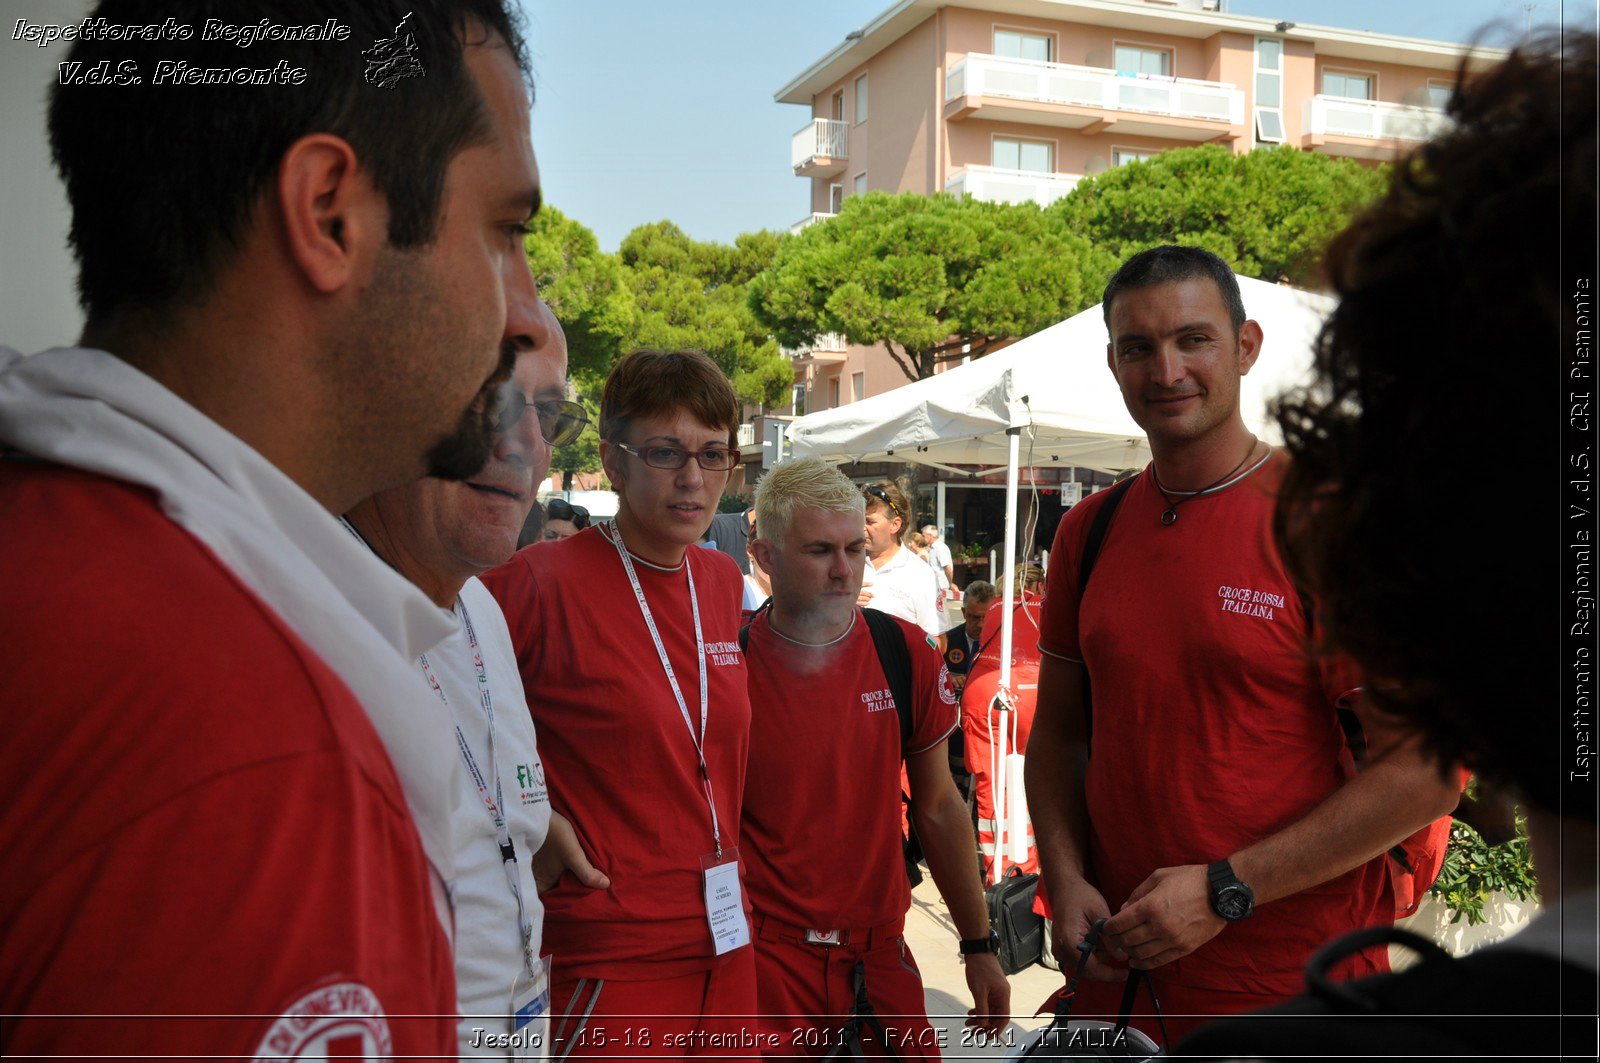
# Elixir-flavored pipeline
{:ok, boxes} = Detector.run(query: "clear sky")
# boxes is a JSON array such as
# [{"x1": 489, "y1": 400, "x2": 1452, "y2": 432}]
[{"x1": 520, "y1": 0, "x2": 1594, "y2": 251}]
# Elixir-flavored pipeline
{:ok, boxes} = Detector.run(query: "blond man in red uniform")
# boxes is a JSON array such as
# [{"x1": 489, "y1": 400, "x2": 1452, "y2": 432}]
[
  {"x1": 483, "y1": 349, "x2": 756, "y2": 1058},
  {"x1": 740, "y1": 458, "x2": 1010, "y2": 1058}
]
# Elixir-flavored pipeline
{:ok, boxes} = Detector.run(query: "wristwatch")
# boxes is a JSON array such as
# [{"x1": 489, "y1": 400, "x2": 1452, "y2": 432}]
[
  {"x1": 959, "y1": 930, "x2": 1001, "y2": 957},
  {"x1": 1207, "y1": 859, "x2": 1255, "y2": 923}
]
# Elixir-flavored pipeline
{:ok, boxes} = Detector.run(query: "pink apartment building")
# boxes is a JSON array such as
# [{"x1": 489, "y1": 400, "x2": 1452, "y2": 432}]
[{"x1": 740, "y1": 0, "x2": 1491, "y2": 562}]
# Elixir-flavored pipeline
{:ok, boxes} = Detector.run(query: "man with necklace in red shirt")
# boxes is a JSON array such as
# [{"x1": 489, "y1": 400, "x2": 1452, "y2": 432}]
[{"x1": 1026, "y1": 247, "x2": 1460, "y2": 1043}]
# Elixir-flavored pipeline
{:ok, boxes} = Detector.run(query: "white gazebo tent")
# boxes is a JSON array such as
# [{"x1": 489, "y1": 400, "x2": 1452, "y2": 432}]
[{"x1": 787, "y1": 275, "x2": 1335, "y2": 881}]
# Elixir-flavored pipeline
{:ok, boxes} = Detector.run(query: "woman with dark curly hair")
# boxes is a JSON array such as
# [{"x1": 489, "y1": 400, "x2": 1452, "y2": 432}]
[{"x1": 1183, "y1": 30, "x2": 1598, "y2": 1059}]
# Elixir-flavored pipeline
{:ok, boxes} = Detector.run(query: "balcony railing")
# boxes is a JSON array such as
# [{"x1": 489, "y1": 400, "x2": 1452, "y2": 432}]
[
  {"x1": 791, "y1": 118, "x2": 848, "y2": 175},
  {"x1": 789, "y1": 211, "x2": 838, "y2": 234},
  {"x1": 945, "y1": 53, "x2": 1243, "y2": 125},
  {"x1": 737, "y1": 422, "x2": 757, "y2": 447},
  {"x1": 780, "y1": 332, "x2": 848, "y2": 361},
  {"x1": 946, "y1": 165, "x2": 1080, "y2": 207},
  {"x1": 1304, "y1": 95, "x2": 1448, "y2": 142}
]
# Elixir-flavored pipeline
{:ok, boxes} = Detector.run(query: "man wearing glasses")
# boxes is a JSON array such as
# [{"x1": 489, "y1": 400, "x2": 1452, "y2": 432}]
[{"x1": 343, "y1": 319, "x2": 607, "y2": 1058}]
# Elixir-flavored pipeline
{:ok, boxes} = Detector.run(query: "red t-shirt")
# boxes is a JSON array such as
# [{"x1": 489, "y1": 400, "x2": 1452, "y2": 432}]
[
  {"x1": 1036, "y1": 457, "x2": 1389, "y2": 995},
  {"x1": 963, "y1": 596, "x2": 1044, "y2": 759},
  {"x1": 740, "y1": 611, "x2": 958, "y2": 930},
  {"x1": 0, "y1": 465, "x2": 455, "y2": 1059},
  {"x1": 481, "y1": 526, "x2": 751, "y2": 979},
  {"x1": 963, "y1": 599, "x2": 1043, "y2": 874}
]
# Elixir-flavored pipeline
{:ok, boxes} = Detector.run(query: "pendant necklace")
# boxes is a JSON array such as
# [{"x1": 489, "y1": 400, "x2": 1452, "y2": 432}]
[{"x1": 1150, "y1": 439, "x2": 1271, "y2": 526}]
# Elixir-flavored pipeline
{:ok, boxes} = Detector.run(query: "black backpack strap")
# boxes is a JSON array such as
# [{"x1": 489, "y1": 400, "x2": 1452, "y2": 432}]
[
  {"x1": 861, "y1": 608, "x2": 928, "y2": 889},
  {"x1": 737, "y1": 598, "x2": 773, "y2": 653},
  {"x1": 1076, "y1": 476, "x2": 1136, "y2": 744},
  {"x1": 861, "y1": 607, "x2": 916, "y2": 753},
  {"x1": 1078, "y1": 475, "x2": 1136, "y2": 592},
  {"x1": 819, "y1": 961, "x2": 900, "y2": 1061}
]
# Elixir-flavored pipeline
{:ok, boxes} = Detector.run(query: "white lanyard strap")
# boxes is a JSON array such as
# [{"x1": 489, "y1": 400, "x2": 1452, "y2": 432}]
[
  {"x1": 606, "y1": 520, "x2": 720, "y2": 857},
  {"x1": 418, "y1": 598, "x2": 536, "y2": 971},
  {"x1": 339, "y1": 512, "x2": 535, "y2": 971}
]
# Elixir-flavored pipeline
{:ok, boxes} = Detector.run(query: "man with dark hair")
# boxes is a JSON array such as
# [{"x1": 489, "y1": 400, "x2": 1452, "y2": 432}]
[
  {"x1": 0, "y1": 1, "x2": 545, "y2": 1056},
  {"x1": 943, "y1": 579, "x2": 997, "y2": 695},
  {"x1": 1184, "y1": 32, "x2": 1597, "y2": 1057},
  {"x1": 1025, "y1": 245, "x2": 1460, "y2": 1042}
]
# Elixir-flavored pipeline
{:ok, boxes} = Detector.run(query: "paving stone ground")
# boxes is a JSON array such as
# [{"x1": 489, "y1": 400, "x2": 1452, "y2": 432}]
[{"x1": 903, "y1": 872, "x2": 1065, "y2": 1060}]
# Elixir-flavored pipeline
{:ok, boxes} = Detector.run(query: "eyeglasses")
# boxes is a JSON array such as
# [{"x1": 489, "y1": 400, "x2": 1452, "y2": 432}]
[
  {"x1": 613, "y1": 442, "x2": 741, "y2": 472},
  {"x1": 546, "y1": 498, "x2": 590, "y2": 529},
  {"x1": 863, "y1": 484, "x2": 903, "y2": 521},
  {"x1": 490, "y1": 384, "x2": 589, "y2": 446}
]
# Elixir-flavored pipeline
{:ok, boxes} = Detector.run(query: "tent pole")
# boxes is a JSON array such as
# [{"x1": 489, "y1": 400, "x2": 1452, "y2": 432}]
[
  {"x1": 990, "y1": 427, "x2": 1023, "y2": 887},
  {"x1": 999, "y1": 427, "x2": 1020, "y2": 690}
]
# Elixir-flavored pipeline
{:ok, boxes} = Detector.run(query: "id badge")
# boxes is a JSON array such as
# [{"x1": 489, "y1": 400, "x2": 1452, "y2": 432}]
[
  {"x1": 700, "y1": 849, "x2": 751, "y2": 956},
  {"x1": 509, "y1": 954, "x2": 552, "y2": 1063}
]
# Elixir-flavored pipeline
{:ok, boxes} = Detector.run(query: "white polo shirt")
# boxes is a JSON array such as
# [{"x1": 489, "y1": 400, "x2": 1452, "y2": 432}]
[{"x1": 865, "y1": 543, "x2": 942, "y2": 638}]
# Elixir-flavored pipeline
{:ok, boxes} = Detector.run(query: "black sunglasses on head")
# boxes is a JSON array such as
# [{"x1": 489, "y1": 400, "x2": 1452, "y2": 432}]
[
  {"x1": 546, "y1": 498, "x2": 590, "y2": 528},
  {"x1": 490, "y1": 383, "x2": 589, "y2": 446},
  {"x1": 863, "y1": 484, "x2": 903, "y2": 521}
]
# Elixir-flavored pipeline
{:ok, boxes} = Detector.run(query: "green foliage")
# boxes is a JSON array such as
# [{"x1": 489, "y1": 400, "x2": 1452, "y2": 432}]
[
  {"x1": 522, "y1": 206, "x2": 636, "y2": 389},
  {"x1": 1429, "y1": 816, "x2": 1539, "y2": 926},
  {"x1": 1051, "y1": 144, "x2": 1389, "y2": 285},
  {"x1": 749, "y1": 191, "x2": 1117, "y2": 383},
  {"x1": 716, "y1": 493, "x2": 750, "y2": 514},
  {"x1": 959, "y1": 534, "x2": 991, "y2": 559},
  {"x1": 618, "y1": 221, "x2": 793, "y2": 408},
  {"x1": 523, "y1": 209, "x2": 790, "y2": 412}
]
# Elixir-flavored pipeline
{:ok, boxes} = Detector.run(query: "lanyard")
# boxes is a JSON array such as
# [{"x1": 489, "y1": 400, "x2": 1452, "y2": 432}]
[
  {"x1": 335, "y1": 518, "x2": 537, "y2": 972},
  {"x1": 606, "y1": 520, "x2": 721, "y2": 858},
  {"x1": 418, "y1": 598, "x2": 536, "y2": 972}
]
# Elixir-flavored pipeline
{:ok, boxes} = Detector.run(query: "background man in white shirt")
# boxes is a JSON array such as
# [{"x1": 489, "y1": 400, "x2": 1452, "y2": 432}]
[
  {"x1": 921, "y1": 524, "x2": 955, "y2": 608},
  {"x1": 862, "y1": 481, "x2": 942, "y2": 645}
]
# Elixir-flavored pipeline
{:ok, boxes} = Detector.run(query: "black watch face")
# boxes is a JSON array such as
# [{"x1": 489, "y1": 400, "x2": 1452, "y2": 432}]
[{"x1": 1215, "y1": 886, "x2": 1252, "y2": 922}]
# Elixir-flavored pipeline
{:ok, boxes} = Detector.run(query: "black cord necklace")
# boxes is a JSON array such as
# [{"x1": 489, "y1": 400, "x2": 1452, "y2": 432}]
[{"x1": 1150, "y1": 439, "x2": 1269, "y2": 526}]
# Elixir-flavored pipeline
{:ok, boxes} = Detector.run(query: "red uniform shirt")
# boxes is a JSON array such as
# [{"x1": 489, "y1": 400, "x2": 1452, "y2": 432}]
[
  {"x1": 1037, "y1": 457, "x2": 1389, "y2": 996},
  {"x1": 740, "y1": 611, "x2": 958, "y2": 930},
  {"x1": 481, "y1": 526, "x2": 751, "y2": 979},
  {"x1": 963, "y1": 599, "x2": 1043, "y2": 876},
  {"x1": 0, "y1": 465, "x2": 455, "y2": 1059}
]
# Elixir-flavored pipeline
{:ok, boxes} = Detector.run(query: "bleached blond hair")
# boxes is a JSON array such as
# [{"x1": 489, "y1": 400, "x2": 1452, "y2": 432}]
[{"x1": 754, "y1": 458, "x2": 865, "y2": 545}]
